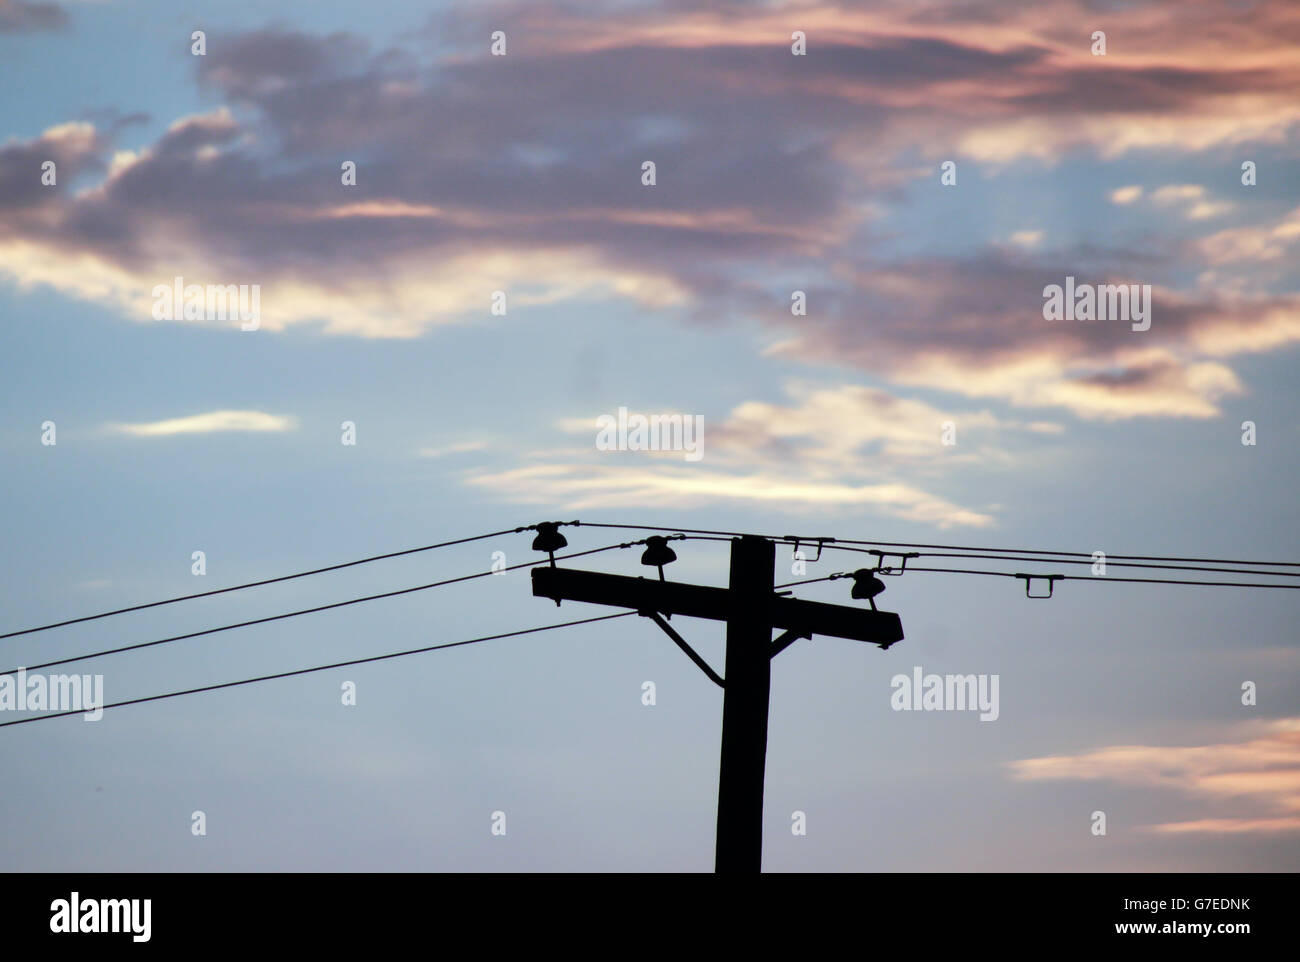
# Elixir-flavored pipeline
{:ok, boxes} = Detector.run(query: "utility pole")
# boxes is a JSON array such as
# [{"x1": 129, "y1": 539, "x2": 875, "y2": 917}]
[
  {"x1": 714, "y1": 535, "x2": 774, "y2": 872},
  {"x1": 529, "y1": 527, "x2": 904, "y2": 873}
]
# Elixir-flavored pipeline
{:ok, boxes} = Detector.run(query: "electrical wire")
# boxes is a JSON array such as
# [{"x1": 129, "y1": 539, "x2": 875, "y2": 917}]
[
  {"x1": 831, "y1": 538, "x2": 1300, "y2": 568},
  {"x1": 0, "y1": 612, "x2": 635, "y2": 729},
  {"x1": 576, "y1": 521, "x2": 1300, "y2": 571},
  {"x1": 774, "y1": 575, "x2": 841, "y2": 589},
  {"x1": 0, "y1": 542, "x2": 630, "y2": 677},
  {"x1": 4, "y1": 519, "x2": 1294, "y2": 729},
  {"x1": 818, "y1": 544, "x2": 1300, "y2": 579},
  {"x1": 778, "y1": 566, "x2": 1300, "y2": 591},
  {"x1": 10, "y1": 519, "x2": 1293, "y2": 649},
  {"x1": 6, "y1": 516, "x2": 1295, "y2": 683},
  {"x1": 0, "y1": 525, "x2": 533, "y2": 641},
  {"x1": 904, "y1": 566, "x2": 1300, "y2": 589}
]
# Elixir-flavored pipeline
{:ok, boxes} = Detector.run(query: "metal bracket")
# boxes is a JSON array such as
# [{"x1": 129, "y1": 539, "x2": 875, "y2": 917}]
[
  {"x1": 868, "y1": 550, "x2": 919, "y2": 575},
  {"x1": 1015, "y1": 573, "x2": 1064, "y2": 599},
  {"x1": 770, "y1": 628, "x2": 811, "y2": 659},
  {"x1": 640, "y1": 610, "x2": 725, "y2": 688},
  {"x1": 786, "y1": 536, "x2": 834, "y2": 563}
]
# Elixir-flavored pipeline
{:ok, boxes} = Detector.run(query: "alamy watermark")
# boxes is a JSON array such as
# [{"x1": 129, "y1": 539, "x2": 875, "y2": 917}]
[
  {"x1": 890, "y1": 665, "x2": 999, "y2": 721},
  {"x1": 1042, "y1": 276, "x2": 1151, "y2": 332},
  {"x1": 596, "y1": 406, "x2": 704, "y2": 461},
  {"x1": 152, "y1": 276, "x2": 261, "y2": 330},
  {"x1": 0, "y1": 669, "x2": 104, "y2": 720},
  {"x1": 50, "y1": 893, "x2": 150, "y2": 942}
]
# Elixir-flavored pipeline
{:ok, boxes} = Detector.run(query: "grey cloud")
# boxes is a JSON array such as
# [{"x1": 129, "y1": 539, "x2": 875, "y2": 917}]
[{"x1": 0, "y1": 0, "x2": 66, "y2": 33}]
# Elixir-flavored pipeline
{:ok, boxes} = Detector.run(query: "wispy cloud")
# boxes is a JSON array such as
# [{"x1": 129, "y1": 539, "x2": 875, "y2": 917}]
[
  {"x1": 1008, "y1": 718, "x2": 1300, "y2": 834},
  {"x1": 761, "y1": 252, "x2": 1298, "y2": 420},
  {"x1": 108, "y1": 410, "x2": 297, "y2": 437},
  {"x1": 0, "y1": 0, "x2": 1296, "y2": 422},
  {"x1": 469, "y1": 383, "x2": 1044, "y2": 526},
  {"x1": 1198, "y1": 205, "x2": 1300, "y2": 265},
  {"x1": 1150, "y1": 184, "x2": 1233, "y2": 220},
  {"x1": 417, "y1": 440, "x2": 489, "y2": 458},
  {"x1": 468, "y1": 462, "x2": 996, "y2": 527}
]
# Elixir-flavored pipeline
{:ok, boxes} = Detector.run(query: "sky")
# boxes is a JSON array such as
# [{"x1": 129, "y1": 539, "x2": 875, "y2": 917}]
[{"x1": 0, "y1": 0, "x2": 1297, "y2": 871}]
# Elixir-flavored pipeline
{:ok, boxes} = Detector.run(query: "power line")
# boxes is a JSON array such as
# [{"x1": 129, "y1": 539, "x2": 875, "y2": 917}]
[
  {"x1": 0, "y1": 612, "x2": 635, "y2": 729},
  {"x1": 9, "y1": 519, "x2": 1293, "y2": 649},
  {"x1": 600, "y1": 523, "x2": 1300, "y2": 588},
  {"x1": 774, "y1": 576, "x2": 840, "y2": 589},
  {"x1": 777, "y1": 566, "x2": 1300, "y2": 591},
  {"x1": 6, "y1": 518, "x2": 1294, "y2": 681},
  {"x1": 0, "y1": 542, "x2": 630, "y2": 677},
  {"x1": 832, "y1": 539, "x2": 1300, "y2": 568},
  {"x1": 818, "y1": 544, "x2": 1300, "y2": 580},
  {"x1": 579, "y1": 522, "x2": 748, "y2": 539},
  {"x1": 905, "y1": 566, "x2": 1300, "y2": 590},
  {"x1": 575, "y1": 522, "x2": 1300, "y2": 569},
  {"x1": 924, "y1": 552, "x2": 1300, "y2": 579},
  {"x1": 0, "y1": 525, "x2": 533, "y2": 641}
]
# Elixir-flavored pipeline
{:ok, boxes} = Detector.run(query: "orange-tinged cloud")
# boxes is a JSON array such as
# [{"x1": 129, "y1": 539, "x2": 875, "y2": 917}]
[
  {"x1": 2, "y1": 2, "x2": 1298, "y2": 425},
  {"x1": 1009, "y1": 718, "x2": 1300, "y2": 833}
]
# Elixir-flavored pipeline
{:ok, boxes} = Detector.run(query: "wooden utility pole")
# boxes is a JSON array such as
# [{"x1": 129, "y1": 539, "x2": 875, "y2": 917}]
[
  {"x1": 531, "y1": 535, "x2": 903, "y2": 873},
  {"x1": 714, "y1": 535, "x2": 774, "y2": 872}
]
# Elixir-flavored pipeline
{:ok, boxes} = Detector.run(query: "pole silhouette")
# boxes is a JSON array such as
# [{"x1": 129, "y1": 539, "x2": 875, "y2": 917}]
[
  {"x1": 714, "y1": 535, "x2": 774, "y2": 872},
  {"x1": 531, "y1": 533, "x2": 904, "y2": 872}
]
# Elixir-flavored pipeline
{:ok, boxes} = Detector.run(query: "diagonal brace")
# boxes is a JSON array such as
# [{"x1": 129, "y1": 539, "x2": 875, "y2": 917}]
[
  {"x1": 640, "y1": 610, "x2": 725, "y2": 688},
  {"x1": 770, "y1": 628, "x2": 810, "y2": 659}
]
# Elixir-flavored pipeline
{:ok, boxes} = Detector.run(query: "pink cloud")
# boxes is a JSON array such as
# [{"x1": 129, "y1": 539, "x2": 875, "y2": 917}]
[{"x1": 1009, "y1": 719, "x2": 1300, "y2": 834}]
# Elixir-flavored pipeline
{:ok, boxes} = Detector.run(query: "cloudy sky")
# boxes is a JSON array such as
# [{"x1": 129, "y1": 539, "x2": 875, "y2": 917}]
[{"x1": 1, "y1": 0, "x2": 1297, "y2": 871}]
